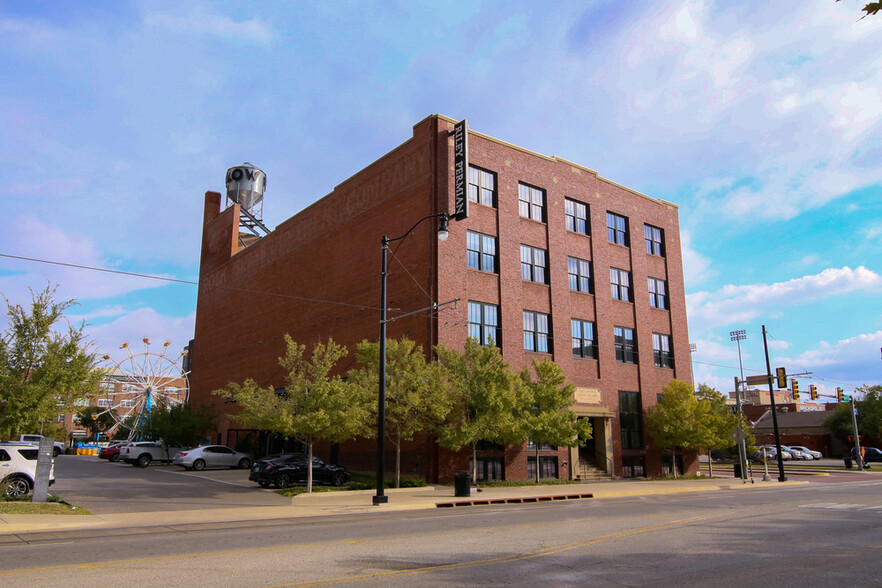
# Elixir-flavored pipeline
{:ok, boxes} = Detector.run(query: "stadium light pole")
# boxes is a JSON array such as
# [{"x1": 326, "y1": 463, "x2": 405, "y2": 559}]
[
  {"x1": 374, "y1": 212, "x2": 449, "y2": 505},
  {"x1": 729, "y1": 330, "x2": 749, "y2": 482}
]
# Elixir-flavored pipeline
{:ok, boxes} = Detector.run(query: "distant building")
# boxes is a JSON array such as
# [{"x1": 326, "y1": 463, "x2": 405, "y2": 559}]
[{"x1": 189, "y1": 114, "x2": 693, "y2": 482}]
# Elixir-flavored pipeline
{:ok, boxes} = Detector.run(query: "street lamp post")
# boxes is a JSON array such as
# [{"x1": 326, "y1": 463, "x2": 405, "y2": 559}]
[
  {"x1": 374, "y1": 212, "x2": 449, "y2": 505},
  {"x1": 729, "y1": 330, "x2": 749, "y2": 483}
]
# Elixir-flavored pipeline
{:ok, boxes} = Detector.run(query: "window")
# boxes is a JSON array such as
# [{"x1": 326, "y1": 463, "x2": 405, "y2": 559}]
[
  {"x1": 568, "y1": 257, "x2": 592, "y2": 293},
  {"x1": 468, "y1": 301, "x2": 501, "y2": 347},
  {"x1": 619, "y1": 391, "x2": 643, "y2": 450},
  {"x1": 100, "y1": 382, "x2": 115, "y2": 392},
  {"x1": 467, "y1": 231, "x2": 498, "y2": 273},
  {"x1": 607, "y1": 212, "x2": 629, "y2": 246},
  {"x1": 56, "y1": 414, "x2": 65, "y2": 423},
  {"x1": 565, "y1": 198, "x2": 589, "y2": 234},
  {"x1": 653, "y1": 333, "x2": 674, "y2": 369},
  {"x1": 645, "y1": 224, "x2": 665, "y2": 256},
  {"x1": 468, "y1": 166, "x2": 497, "y2": 207},
  {"x1": 571, "y1": 319, "x2": 597, "y2": 359},
  {"x1": 518, "y1": 183, "x2": 546, "y2": 222},
  {"x1": 527, "y1": 456, "x2": 559, "y2": 480},
  {"x1": 527, "y1": 440, "x2": 556, "y2": 450},
  {"x1": 610, "y1": 268, "x2": 632, "y2": 302},
  {"x1": 615, "y1": 326, "x2": 638, "y2": 364},
  {"x1": 475, "y1": 440, "x2": 505, "y2": 450},
  {"x1": 621, "y1": 455, "x2": 646, "y2": 478},
  {"x1": 470, "y1": 457, "x2": 504, "y2": 481},
  {"x1": 97, "y1": 398, "x2": 113, "y2": 408},
  {"x1": 648, "y1": 277, "x2": 668, "y2": 309},
  {"x1": 661, "y1": 454, "x2": 684, "y2": 477},
  {"x1": 74, "y1": 398, "x2": 89, "y2": 407},
  {"x1": 524, "y1": 311, "x2": 551, "y2": 353},
  {"x1": 521, "y1": 245, "x2": 548, "y2": 284}
]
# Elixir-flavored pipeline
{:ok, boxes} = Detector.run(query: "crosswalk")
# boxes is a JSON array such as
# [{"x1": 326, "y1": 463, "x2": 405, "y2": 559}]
[{"x1": 801, "y1": 503, "x2": 882, "y2": 511}]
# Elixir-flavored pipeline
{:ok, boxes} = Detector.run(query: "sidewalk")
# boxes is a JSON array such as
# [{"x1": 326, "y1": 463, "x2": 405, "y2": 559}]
[{"x1": 0, "y1": 475, "x2": 814, "y2": 537}]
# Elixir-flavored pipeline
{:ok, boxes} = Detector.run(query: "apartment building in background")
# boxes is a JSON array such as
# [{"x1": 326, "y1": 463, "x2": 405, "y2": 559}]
[{"x1": 189, "y1": 114, "x2": 693, "y2": 482}]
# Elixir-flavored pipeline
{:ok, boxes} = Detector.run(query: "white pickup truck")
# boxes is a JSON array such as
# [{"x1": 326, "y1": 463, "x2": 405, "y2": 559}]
[
  {"x1": 18, "y1": 435, "x2": 65, "y2": 457},
  {"x1": 119, "y1": 441, "x2": 189, "y2": 467}
]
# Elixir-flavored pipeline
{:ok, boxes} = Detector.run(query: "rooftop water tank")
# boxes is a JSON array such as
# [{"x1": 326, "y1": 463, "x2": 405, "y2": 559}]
[{"x1": 225, "y1": 163, "x2": 265, "y2": 213}]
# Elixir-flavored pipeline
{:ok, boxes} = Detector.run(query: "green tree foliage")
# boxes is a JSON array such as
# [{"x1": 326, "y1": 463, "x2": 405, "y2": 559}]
[
  {"x1": 824, "y1": 385, "x2": 882, "y2": 444},
  {"x1": 0, "y1": 286, "x2": 102, "y2": 438},
  {"x1": 216, "y1": 336, "x2": 370, "y2": 492},
  {"x1": 75, "y1": 407, "x2": 118, "y2": 440},
  {"x1": 435, "y1": 339, "x2": 523, "y2": 483},
  {"x1": 140, "y1": 402, "x2": 217, "y2": 447},
  {"x1": 646, "y1": 380, "x2": 741, "y2": 478},
  {"x1": 837, "y1": 0, "x2": 882, "y2": 19},
  {"x1": 518, "y1": 359, "x2": 592, "y2": 482},
  {"x1": 349, "y1": 337, "x2": 451, "y2": 488}
]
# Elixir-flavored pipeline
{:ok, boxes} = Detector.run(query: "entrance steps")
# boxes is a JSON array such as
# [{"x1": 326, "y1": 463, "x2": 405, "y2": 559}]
[{"x1": 575, "y1": 461, "x2": 612, "y2": 481}]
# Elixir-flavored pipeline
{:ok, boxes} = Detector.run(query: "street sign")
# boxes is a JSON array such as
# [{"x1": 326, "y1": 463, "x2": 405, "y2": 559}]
[{"x1": 744, "y1": 375, "x2": 771, "y2": 385}]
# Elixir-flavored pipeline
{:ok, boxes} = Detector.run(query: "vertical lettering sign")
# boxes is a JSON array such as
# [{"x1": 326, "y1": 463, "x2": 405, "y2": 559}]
[{"x1": 453, "y1": 119, "x2": 469, "y2": 220}]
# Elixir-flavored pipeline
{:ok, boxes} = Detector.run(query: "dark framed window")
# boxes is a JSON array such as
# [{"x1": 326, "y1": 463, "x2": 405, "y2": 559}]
[
  {"x1": 521, "y1": 245, "x2": 548, "y2": 284},
  {"x1": 621, "y1": 455, "x2": 646, "y2": 478},
  {"x1": 568, "y1": 257, "x2": 592, "y2": 293},
  {"x1": 475, "y1": 440, "x2": 505, "y2": 451},
  {"x1": 468, "y1": 165, "x2": 497, "y2": 207},
  {"x1": 523, "y1": 310, "x2": 551, "y2": 353},
  {"x1": 648, "y1": 277, "x2": 668, "y2": 309},
  {"x1": 527, "y1": 456, "x2": 559, "y2": 480},
  {"x1": 653, "y1": 333, "x2": 674, "y2": 368},
  {"x1": 607, "y1": 212, "x2": 629, "y2": 246},
  {"x1": 565, "y1": 198, "x2": 589, "y2": 235},
  {"x1": 468, "y1": 301, "x2": 500, "y2": 347},
  {"x1": 470, "y1": 457, "x2": 505, "y2": 481},
  {"x1": 615, "y1": 326, "x2": 638, "y2": 364},
  {"x1": 610, "y1": 268, "x2": 632, "y2": 302},
  {"x1": 644, "y1": 224, "x2": 665, "y2": 256},
  {"x1": 661, "y1": 454, "x2": 684, "y2": 477},
  {"x1": 467, "y1": 231, "x2": 498, "y2": 273},
  {"x1": 519, "y1": 183, "x2": 546, "y2": 222},
  {"x1": 527, "y1": 440, "x2": 556, "y2": 450},
  {"x1": 619, "y1": 391, "x2": 643, "y2": 450},
  {"x1": 571, "y1": 319, "x2": 597, "y2": 359}
]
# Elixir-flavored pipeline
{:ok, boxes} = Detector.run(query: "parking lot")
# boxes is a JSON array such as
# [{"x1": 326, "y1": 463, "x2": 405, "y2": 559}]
[{"x1": 51, "y1": 454, "x2": 292, "y2": 514}]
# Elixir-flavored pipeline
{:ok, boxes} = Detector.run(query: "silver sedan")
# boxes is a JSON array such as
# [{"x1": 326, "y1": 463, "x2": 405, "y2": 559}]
[{"x1": 172, "y1": 445, "x2": 252, "y2": 471}]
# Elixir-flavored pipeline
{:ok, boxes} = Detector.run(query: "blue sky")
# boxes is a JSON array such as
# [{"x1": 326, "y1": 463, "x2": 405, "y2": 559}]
[{"x1": 1, "y1": 0, "x2": 880, "y2": 398}]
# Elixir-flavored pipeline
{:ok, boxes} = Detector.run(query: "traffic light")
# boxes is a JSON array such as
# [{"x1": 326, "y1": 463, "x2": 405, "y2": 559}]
[
  {"x1": 836, "y1": 387, "x2": 844, "y2": 402},
  {"x1": 776, "y1": 367, "x2": 787, "y2": 389},
  {"x1": 791, "y1": 379, "x2": 800, "y2": 401},
  {"x1": 810, "y1": 384, "x2": 818, "y2": 400}
]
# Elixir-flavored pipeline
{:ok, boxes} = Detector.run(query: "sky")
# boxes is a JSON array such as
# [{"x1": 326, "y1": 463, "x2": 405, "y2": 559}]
[{"x1": 1, "y1": 0, "x2": 880, "y2": 399}]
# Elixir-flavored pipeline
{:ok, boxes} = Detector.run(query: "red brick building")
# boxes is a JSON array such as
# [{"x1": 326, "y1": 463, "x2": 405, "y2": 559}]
[{"x1": 190, "y1": 114, "x2": 693, "y2": 482}]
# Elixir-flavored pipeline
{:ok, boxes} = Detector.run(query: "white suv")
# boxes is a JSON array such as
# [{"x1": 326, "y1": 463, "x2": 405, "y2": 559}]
[{"x1": 0, "y1": 443, "x2": 56, "y2": 498}]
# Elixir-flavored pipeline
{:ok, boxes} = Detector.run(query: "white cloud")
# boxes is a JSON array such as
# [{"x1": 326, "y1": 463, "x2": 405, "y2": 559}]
[
  {"x1": 790, "y1": 330, "x2": 882, "y2": 390},
  {"x1": 83, "y1": 307, "x2": 195, "y2": 365},
  {"x1": 143, "y1": 6, "x2": 273, "y2": 45},
  {"x1": 687, "y1": 266, "x2": 882, "y2": 332}
]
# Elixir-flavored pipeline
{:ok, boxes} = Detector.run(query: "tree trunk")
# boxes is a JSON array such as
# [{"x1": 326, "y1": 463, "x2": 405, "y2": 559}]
[
  {"x1": 672, "y1": 448, "x2": 678, "y2": 479},
  {"x1": 707, "y1": 449, "x2": 714, "y2": 477},
  {"x1": 471, "y1": 443, "x2": 477, "y2": 485},
  {"x1": 394, "y1": 427, "x2": 401, "y2": 489},
  {"x1": 307, "y1": 439, "x2": 314, "y2": 493},
  {"x1": 535, "y1": 443, "x2": 540, "y2": 483}
]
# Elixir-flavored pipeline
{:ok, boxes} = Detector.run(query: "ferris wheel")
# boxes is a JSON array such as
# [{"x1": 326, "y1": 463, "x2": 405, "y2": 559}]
[{"x1": 95, "y1": 338, "x2": 190, "y2": 441}]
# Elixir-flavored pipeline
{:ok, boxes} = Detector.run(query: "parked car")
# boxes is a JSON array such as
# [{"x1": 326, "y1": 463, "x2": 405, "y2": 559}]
[
  {"x1": 120, "y1": 440, "x2": 189, "y2": 467},
  {"x1": 780, "y1": 445, "x2": 811, "y2": 460},
  {"x1": 752, "y1": 445, "x2": 792, "y2": 462},
  {"x1": 173, "y1": 445, "x2": 251, "y2": 471},
  {"x1": 0, "y1": 442, "x2": 56, "y2": 497},
  {"x1": 98, "y1": 441, "x2": 129, "y2": 462},
  {"x1": 249, "y1": 454, "x2": 350, "y2": 488},
  {"x1": 18, "y1": 435, "x2": 65, "y2": 457},
  {"x1": 788, "y1": 445, "x2": 821, "y2": 460},
  {"x1": 850, "y1": 447, "x2": 882, "y2": 463}
]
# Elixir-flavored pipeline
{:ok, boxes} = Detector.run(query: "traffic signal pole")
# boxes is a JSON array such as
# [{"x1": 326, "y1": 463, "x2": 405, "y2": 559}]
[
  {"x1": 762, "y1": 325, "x2": 787, "y2": 482},
  {"x1": 851, "y1": 396, "x2": 864, "y2": 471}
]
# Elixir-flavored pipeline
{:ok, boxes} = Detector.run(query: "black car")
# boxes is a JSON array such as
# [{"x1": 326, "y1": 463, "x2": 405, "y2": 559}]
[
  {"x1": 249, "y1": 454, "x2": 351, "y2": 488},
  {"x1": 850, "y1": 447, "x2": 882, "y2": 463}
]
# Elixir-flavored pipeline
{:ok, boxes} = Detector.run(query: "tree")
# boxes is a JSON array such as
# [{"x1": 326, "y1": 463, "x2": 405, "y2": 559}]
[
  {"x1": 141, "y1": 402, "x2": 217, "y2": 447},
  {"x1": 349, "y1": 337, "x2": 451, "y2": 488},
  {"x1": 435, "y1": 339, "x2": 523, "y2": 484},
  {"x1": 0, "y1": 286, "x2": 102, "y2": 439},
  {"x1": 825, "y1": 385, "x2": 882, "y2": 445},
  {"x1": 75, "y1": 407, "x2": 118, "y2": 440},
  {"x1": 694, "y1": 383, "x2": 747, "y2": 477},
  {"x1": 216, "y1": 336, "x2": 371, "y2": 492},
  {"x1": 837, "y1": 0, "x2": 881, "y2": 19},
  {"x1": 518, "y1": 359, "x2": 592, "y2": 482}
]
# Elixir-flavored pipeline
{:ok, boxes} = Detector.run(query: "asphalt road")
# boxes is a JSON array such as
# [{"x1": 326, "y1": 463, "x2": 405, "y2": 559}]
[
  {"x1": 50, "y1": 454, "x2": 290, "y2": 513},
  {"x1": 3, "y1": 470, "x2": 882, "y2": 586}
]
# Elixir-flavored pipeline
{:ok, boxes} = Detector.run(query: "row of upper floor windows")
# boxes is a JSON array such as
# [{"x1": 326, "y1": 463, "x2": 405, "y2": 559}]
[
  {"x1": 467, "y1": 300, "x2": 674, "y2": 368},
  {"x1": 468, "y1": 165, "x2": 666, "y2": 257},
  {"x1": 467, "y1": 231, "x2": 670, "y2": 310}
]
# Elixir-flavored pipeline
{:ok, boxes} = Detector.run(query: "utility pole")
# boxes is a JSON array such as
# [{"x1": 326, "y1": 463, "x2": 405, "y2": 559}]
[
  {"x1": 729, "y1": 330, "x2": 750, "y2": 483},
  {"x1": 851, "y1": 395, "x2": 864, "y2": 471},
  {"x1": 762, "y1": 325, "x2": 787, "y2": 482}
]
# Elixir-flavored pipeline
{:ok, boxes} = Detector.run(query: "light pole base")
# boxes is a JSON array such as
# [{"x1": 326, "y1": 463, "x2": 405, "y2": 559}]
[
  {"x1": 763, "y1": 474, "x2": 771, "y2": 481},
  {"x1": 372, "y1": 495, "x2": 389, "y2": 505}
]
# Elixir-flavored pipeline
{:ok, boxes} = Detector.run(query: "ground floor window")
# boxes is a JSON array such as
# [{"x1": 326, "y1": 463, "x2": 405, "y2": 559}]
[
  {"x1": 527, "y1": 456, "x2": 559, "y2": 480},
  {"x1": 661, "y1": 454, "x2": 684, "y2": 476},
  {"x1": 471, "y1": 457, "x2": 505, "y2": 481},
  {"x1": 621, "y1": 455, "x2": 646, "y2": 478}
]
